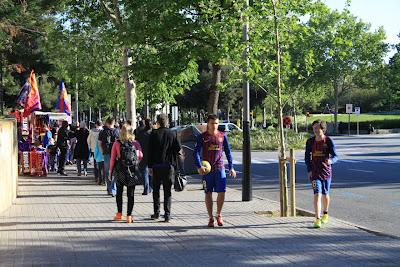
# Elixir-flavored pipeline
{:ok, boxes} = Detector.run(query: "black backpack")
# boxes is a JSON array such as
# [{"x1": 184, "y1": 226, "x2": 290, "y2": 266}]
[
  {"x1": 118, "y1": 140, "x2": 138, "y2": 177},
  {"x1": 102, "y1": 128, "x2": 117, "y2": 155}
]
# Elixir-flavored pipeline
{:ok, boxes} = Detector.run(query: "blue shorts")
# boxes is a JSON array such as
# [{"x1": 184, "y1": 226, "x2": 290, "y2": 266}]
[
  {"x1": 203, "y1": 169, "x2": 226, "y2": 193},
  {"x1": 312, "y1": 178, "x2": 331, "y2": 195}
]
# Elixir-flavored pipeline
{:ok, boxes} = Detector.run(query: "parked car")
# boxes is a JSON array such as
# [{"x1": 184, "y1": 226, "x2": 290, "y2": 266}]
[{"x1": 218, "y1": 123, "x2": 242, "y2": 133}]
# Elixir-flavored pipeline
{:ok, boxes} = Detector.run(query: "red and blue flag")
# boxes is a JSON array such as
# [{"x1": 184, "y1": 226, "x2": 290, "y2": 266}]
[
  {"x1": 56, "y1": 81, "x2": 71, "y2": 116},
  {"x1": 23, "y1": 71, "x2": 42, "y2": 117}
]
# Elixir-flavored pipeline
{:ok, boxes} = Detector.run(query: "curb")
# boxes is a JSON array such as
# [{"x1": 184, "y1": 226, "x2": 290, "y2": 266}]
[{"x1": 187, "y1": 174, "x2": 399, "y2": 240}]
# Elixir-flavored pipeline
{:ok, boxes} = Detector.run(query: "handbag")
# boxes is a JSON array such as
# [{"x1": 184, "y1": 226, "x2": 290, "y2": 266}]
[
  {"x1": 174, "y1": 148, "x2": 187, "y2": 192},
  {"x1": 174, "y1": 171, "x2": 188, "y2": 192}
]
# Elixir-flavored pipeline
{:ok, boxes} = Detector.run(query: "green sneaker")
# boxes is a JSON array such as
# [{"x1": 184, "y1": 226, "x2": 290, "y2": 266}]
[
  {"x1": 321, "y1": 214, "x2": 329, "y2": 224},
  {"x1": 313, "y1": 219, "x2": 322, "y2": 228}
]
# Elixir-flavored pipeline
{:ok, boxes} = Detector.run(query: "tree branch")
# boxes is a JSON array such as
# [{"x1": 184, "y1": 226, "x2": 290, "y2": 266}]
[{"x1": 99, "y1": 0, "x2": 118, "y2": 26}]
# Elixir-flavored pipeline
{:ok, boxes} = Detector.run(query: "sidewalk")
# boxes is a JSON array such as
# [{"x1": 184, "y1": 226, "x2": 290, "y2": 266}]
[{"x1": 1, "y1": 168, "x2": 399, "y2": 266}]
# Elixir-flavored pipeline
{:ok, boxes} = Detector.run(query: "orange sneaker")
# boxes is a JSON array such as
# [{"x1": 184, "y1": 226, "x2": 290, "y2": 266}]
[
  {"x1": 126, "y1": 215, "x2": 133, "y2": 223},
  {"x1": 208, "y1": 217, "x2": 215, "y2": 227},
  {"x1": 216, "y1": 215, "x2": 224, "y2": 226},
  {"x1": 114, "y1": 212, "x2": 122, "y2": 221}
]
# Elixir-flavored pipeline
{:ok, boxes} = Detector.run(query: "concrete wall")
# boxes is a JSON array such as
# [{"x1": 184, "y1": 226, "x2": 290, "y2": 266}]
[{"x1": 0, "y1": 119, "x2": 18, "y2": 214}]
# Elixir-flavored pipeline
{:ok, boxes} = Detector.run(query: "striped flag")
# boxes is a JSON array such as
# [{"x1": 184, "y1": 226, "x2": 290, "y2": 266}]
[
  {"x1": 56, "y1": 81, "x2": 71, "y2": 116},
  {"x1": 23, "y1": 70, "x2": 42, "y2": 117}
]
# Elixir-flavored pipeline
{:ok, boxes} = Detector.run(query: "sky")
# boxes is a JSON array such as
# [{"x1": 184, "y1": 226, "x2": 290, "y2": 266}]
[{"x1": 324, "y1": 0, "x2": 399, "y2": 59}]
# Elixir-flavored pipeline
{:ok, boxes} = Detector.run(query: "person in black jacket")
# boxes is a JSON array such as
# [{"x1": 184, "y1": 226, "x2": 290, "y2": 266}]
[
  {"x1": 148, "y1": 114, "x2": 181, "y2": 222},
  {"x1": 57, "y1": 121, "x2": 71, "y2": 176},
  {"x1": 74, "y1": 122, "x2": 90, "y2": 176},
  {"x1": 136, "y1": 118, "x2": 153, "y2": 195}
]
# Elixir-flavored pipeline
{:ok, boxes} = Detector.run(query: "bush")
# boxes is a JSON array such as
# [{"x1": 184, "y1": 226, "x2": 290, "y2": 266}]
[{"x1": 229, "y1": 129, "x2": 310, "y2": 151}]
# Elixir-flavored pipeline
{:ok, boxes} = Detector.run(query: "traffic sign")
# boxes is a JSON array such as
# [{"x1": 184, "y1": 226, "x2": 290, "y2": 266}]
[
  {"x1": 346, "y1": 104, "x2": 353, "y2": 114},
  {"x1": 354, "y1": 107, "x2": 360, "y2": 115}
]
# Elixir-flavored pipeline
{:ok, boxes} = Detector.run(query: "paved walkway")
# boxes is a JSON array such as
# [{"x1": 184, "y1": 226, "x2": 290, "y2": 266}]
[{"x1": 1, "y1": 168, "x2": 399, "y2": 266}]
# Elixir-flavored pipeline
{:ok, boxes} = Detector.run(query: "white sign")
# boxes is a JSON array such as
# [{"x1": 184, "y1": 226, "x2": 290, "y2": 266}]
[
  {"x1": 346, "y1": 104, "x2": 353, "y2": 114},
  {"x1": 354, "y1": 107, "x2": 361, "y2": 115},
  {"x1": 171, "y1": 106, "x2": 179, "y2": 121}
]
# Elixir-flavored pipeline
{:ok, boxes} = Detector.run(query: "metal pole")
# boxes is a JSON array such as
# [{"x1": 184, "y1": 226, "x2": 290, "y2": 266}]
[
  {"x1": 357, "y1": 116, "x2": 359, "y2": 135},
  {"x1": 75, "y1": 47, "x2": 79, "y2": 124},
  {"x1": 242, "y1": 0, "x2": 252, "y2": 201},
  {"x1": 348, "y1": 113, "x2": 350, "y2": 136}
]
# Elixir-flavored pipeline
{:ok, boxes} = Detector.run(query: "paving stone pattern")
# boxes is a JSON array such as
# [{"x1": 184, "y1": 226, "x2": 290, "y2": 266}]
[{"x1": 1, "y1": 168, "x2": 399, "y2": 266}]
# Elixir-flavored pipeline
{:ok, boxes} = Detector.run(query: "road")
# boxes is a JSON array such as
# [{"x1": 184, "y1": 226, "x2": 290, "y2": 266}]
[{"x1": 224, "y1": 134, "x2": 400, "y2": 237}]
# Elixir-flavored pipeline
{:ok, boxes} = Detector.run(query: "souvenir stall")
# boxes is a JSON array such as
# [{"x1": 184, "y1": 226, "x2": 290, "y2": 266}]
[{"x1": 15, "y1": 111, "x2": 69, "y2": 176}]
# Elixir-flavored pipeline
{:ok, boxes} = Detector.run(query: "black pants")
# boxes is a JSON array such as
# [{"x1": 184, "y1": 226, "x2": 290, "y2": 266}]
[
  {"x1": 116, "y1": 183, "x2": 135, "y2": 216},
  {"x1": 58, "y1": 147, "x2": 67, "y2": 173},
  {"x1": 97, "y1": 161, "x2": 105, "y2": 184},
  {"x1": 152, "y1": 166, "x2": 174, "y2": 218}
]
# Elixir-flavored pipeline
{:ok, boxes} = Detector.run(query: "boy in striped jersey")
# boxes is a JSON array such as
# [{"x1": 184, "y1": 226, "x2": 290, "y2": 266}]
[
  {"x1": 194, "y1": 114, "x2": 236, "y2": 227},
  {"x1": 305, "y1": 120, "x2": 338, "y2": 228}
]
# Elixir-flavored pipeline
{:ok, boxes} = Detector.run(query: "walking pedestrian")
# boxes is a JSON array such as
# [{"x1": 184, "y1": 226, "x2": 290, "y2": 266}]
[
  {"x1": 46, "y1": 138, "x2": 58, "y2": 172},
  {"x1": 56, "y1": 121, "x2": 71, "y2": 176},
  {"x1": 88, "y1": 120, "x2": 103, "y2": 182},
  {"x1": 94, "y1": 137, "x2": 105, "y2": 185},
  {"x1": 305, "y1": 119, "x2": 339, "y2": 228},
  {"x1": 98, "y1": 117, "x2": 119, "y2": 196},
  {"x1": 136, "y1": 118, "x2": 153, "y2": 195},
  {"x1": 148, "y1": 114, "x2": 181, "y2": 222},
  {"x1": 194, "y1": 114, "x2": 236, "y2": 227},
  {"x1": 109, "y1": 124, "x2": 143, "y2": 223},
  {"x1": 74, "y1": 122, "x2": 90, "y2": 176}
]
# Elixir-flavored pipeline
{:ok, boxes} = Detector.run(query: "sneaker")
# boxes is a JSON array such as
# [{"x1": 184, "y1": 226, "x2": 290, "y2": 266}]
[
  {"x1": 59, "y1": 172, "x2": 68, "y2": 176},
  {"x1": 114, "y1": 212, "x2": 122, "y2": 221},
  {"x1": 321, "y1": 214, "x2": 329, "y2": 224},
  {"x1": 126, "y1": 215, "x2": 133, "y2": 223},
  {"x1": 164, "y1": 216, "x2": 170, "y2": 223},
  {"x1": 313, "y1": 218, "x2": 322, "y2": 228},
  {"x1": 151, "y1": 214, "x2": 160, "y2": 220},
  {"x1": 216, "y1": 215, "x2": 224, "y2": 226},
  {"x1": 84, "y1": 171, "x2": 87, "y2": 177},
  {"x1": 208, "y1": 217, "x2": 215, "y2": 227}
]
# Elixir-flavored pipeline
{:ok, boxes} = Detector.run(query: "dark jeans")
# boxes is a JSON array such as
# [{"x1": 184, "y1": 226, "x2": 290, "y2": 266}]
[
  {"x1": 58, "y1": 147, "x2": 67, "y2": 173},
  {"x1": 49, "y1": 153, "x2": 57, "y2": 171},
  {"x1": 140, "y1": 166, "x2": 152, "y2": 194},
  {"x1": 116, "y1": 183, "x2": 135, "y2": 216},
  {"x1": 152, "y1": 166, "x2": 174, "y2": 218},
  {"x1": 91, "y1": 152, "x2": 98, "y2": 179},
  {"x1": 97, "y1": 161, "x2": 105, "y2": 184},
  {"x1": 76, "y1": 159, "x2": 88, "y2": 174}
]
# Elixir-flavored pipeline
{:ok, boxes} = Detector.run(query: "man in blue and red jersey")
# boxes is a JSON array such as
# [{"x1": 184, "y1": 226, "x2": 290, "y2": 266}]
[
  {"x1": 194, "y1": 114, "x2": 236, "y2": 227},
  {"x1": 305, "y1": 119, "x2": 338, "y2": 228}
]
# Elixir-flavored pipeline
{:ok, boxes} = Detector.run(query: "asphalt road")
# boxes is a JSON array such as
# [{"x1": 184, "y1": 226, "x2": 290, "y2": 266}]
[{"x1": 224, "y1": 134, "x2": 400, "y2": 237}]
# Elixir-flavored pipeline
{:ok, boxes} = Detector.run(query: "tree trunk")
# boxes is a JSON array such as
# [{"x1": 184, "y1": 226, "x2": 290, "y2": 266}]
[
  {"x1": 262, "y1": 107, "x2": 266, "y2": 128},
  {"x1": 123, "y1": 47, "x2": 137, "y2": 128},
  {"x1": 272, "y1": 0, "x2": 288, "y2": 217},
  {"x1": 333, "y1": 79, "x2": 339, "y2": 134},
  {"x1": 293, "y1": 98, "x2": 298, "y2": 133},
  {"x1": 207, "y1": 63, "x2": 222, "y2": 115}
]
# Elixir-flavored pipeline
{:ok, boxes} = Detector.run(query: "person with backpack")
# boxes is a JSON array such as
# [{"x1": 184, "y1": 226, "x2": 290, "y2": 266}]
[
  {"x1": 305, "y1": 119, "x2": 339, "y2": 229},
  {"x1": 148, "y1": 114, "x2": 181, "y2": 222},
  {"x1": 98, "y1": 117, "x2": 120, "y2": 196},
  {"x1": 109, "y1": 124, "x2": 143, "y2": 223}
]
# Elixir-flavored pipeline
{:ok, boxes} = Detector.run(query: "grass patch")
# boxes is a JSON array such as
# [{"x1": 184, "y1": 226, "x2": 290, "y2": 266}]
[{"x1": 229, "y1": 128, "x2": 309, "y2": 151}]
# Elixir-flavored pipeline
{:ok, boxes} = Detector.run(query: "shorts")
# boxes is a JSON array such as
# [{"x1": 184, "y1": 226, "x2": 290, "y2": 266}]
[
  {"x1": 311, "y1": 178, "x2": 331, "y2": 195},
  {"x1": 203, "y1": 169, "x2": 226, "y2": 193}
]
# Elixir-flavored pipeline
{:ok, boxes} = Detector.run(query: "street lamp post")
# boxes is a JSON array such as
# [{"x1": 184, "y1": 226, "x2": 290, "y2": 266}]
[{"x1": 242, "y1": 0, "x2": 252, "y2": 201}]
